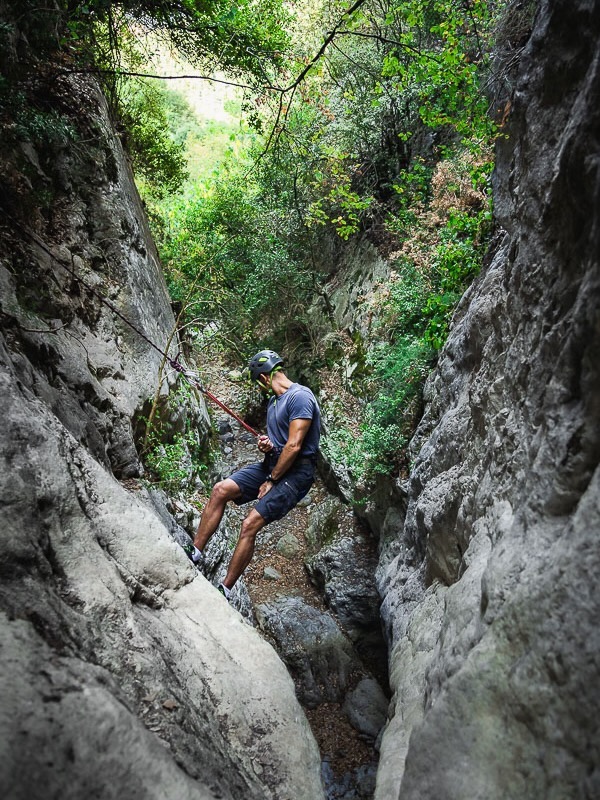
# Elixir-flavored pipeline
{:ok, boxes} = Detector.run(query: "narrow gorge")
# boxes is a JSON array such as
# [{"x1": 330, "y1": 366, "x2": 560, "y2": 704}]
[{"x1": 1, "y1": 0, "x2": 599, "y2": 799}]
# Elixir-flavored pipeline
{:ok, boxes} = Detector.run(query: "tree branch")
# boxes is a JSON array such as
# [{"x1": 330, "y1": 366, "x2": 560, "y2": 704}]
[
  {"x1": 55, "y1": 67, "x2": 281, "y2": 93},
  {"x1": 335, "y1": 30, "x2": 445, "y2": 65},
  {"x1": 282, "y1": 0, "x2": 371, "y2": 94},
  {"x1": 250, "y1": 0, "x2": 371, "y2": 164}
]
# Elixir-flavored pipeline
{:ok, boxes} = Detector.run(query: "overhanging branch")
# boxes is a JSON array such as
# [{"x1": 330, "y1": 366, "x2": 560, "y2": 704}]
[
  {"x1": 55, "y1": 68, "x2": 281, "y2": 93},
  {"x1": 282, "y1": 0, "x2": 370, "y2": 94}
]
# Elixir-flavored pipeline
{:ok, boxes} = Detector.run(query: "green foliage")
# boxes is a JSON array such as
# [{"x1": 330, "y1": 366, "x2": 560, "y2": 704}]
[
  {"x1": 236, "y1": 0, "x2": 501, "y2": 252},
  {"x1": 60, "y1": 0, "x2": 292, "y2": 83},
  {"x1": 141, "y1": 382, "x2": 210, "y2": 494},
  {"x1": 423, "y1": 204, "x2": 492, "y2": 348},
  {"x1": 380, "y1": 0, "x2": 498, "y2": 144},
  {"x1": 10, "y1": 99, "x2": 76, "y2": 147},
  {"x1": 385, "y1": 261, "x2": 431, "y2": 336},
  {"x1": 392, "y1": 159, "x2": 433, "y2": 208},
  {"x1": 119, "y1": 79, "x2": 188, "y2": 196},
  {"x1": 147, "y1": 1, "x2": 500, "y2": 494},
  {"x1": 96, "y1": 0, "x2": 502, "y2": 487},
  {"x1": 322, "y1": 335, "x2": 432, "y2": 481},
  {"x1": 0, "y1": 72, "x2": 77, "y2": 152},
  {"x1": 145, "y1": 433, "x2": 193, "y2": 493},
  {"x1": 321, "y1": 143, "x2": 493, "y2": 483},
  {"x1": 154, "y1": 150, "x2": 317, "y2": 353},
  {"x1": 161, "y1": 90, "x2": 202, "y2": 147},
  {"x1": 307, "y1": 155, "x2": 373, "y2": 240},
  {"x1": 139, "y1": 1, "x2": 501, "y2": 488},
  {"x1": 2, "y1": 0, "x2": 507, "y2": 495},
  {"x1": 0, "y1": 0, "x2": 294, "y2": 211},
  {"x1": 368, "y1": 336, "x2": 432, "y2": 425}
]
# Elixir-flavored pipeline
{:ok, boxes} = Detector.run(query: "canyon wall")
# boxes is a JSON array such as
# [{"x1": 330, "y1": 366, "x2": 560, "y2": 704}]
[
  {"x1": 0, "y1": 53, "x2": 324, "y2": 800},
  {"x1": 375, "y1": 1, "x2": 600, "y2": 797}
]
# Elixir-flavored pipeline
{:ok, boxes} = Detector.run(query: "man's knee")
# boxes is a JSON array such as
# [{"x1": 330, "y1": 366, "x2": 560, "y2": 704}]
[
  {"x1": 240, "y1": 512, "x2": 265, "y2": 540},
  {"x1": 212, "y1": 479, "x2": 241, "y2": 503}
]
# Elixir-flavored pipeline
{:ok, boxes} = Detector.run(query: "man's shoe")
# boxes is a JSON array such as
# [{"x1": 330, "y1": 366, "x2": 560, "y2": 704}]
[
  {"x1": 182, "y1": 541, "x2": 204, "y2": 568},
  {"x1": 182, "y1": 541, "x2": 195, "y2": 560},
  {"x1": 217, "y1": 583, "x2": 231, "y2": 602}
]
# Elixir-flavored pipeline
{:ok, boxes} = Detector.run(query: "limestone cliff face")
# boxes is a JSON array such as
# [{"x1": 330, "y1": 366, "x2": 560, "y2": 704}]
[
  {"x1": 1, "y1": 79, "x2": 182, "y2": 480},
  {"x1": 375, "y1": 1, "x2": 600, "y2": 797},
  {"x1": 0, "y1": 65, "x2": 323, "y2": 800}
]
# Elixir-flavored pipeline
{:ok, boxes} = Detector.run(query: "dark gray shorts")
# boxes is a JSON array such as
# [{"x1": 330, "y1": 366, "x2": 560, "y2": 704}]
[{"x1": 228, "y1": 460, "x2": 314, "y2": 524}]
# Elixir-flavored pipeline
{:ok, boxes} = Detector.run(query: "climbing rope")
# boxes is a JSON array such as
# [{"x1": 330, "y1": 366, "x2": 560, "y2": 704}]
[
  {"x1": 1, "y1": 209, "x2": 260, "y2": 437},
  {"x1": 177, "y1": 368, "x2": 259, "y2": 437}
]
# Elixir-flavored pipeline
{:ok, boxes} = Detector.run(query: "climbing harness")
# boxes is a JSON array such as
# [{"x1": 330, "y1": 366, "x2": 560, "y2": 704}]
[{"x1": 2, "y1": 208, "x2": 260, "y2": 437}]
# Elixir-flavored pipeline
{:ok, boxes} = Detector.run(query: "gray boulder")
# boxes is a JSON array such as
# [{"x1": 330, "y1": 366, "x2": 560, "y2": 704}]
[
  {"x1": 255, "y1": 596, "x2": 364, "y2": 708},
  {"x1": 276, "y1": 532, "x2": 302, "y2": 559},
  {"x1": 0, "y1": 374, "x2": 324, "y2": 799},
  {"x1": 343, "y1": 677, "x2": 389, "y2": 742},
  {"x1": 305, "y1": 535, "x2": 380, "y2": 639}
]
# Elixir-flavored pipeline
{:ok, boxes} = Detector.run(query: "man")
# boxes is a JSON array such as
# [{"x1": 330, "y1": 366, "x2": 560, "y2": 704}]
[{"x1": 184, "y1": 349, "x2": 321, "y2": 600}]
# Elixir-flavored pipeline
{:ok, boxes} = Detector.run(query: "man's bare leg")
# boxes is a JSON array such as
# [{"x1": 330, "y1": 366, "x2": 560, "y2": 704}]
[
  {"x1": 222, "y1": 508, "x2": 267, "y2": 590},
  {"x1": 193, "y1": 479, "x2": 242, "y2": 551}
]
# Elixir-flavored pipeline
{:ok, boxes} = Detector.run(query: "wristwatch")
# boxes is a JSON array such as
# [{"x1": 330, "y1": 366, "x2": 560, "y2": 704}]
[{"x1": 266, "y1": 473, "x2": 278, "y2": 483}]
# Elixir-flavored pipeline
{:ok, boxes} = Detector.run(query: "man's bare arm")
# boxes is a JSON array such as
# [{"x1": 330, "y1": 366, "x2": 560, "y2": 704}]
[
  {"x1": 271, "y1": 418, "x2": 311, "y2": 479},
  {"x1": 257, "y1": 418, "x2": 312, "y2": 500}
]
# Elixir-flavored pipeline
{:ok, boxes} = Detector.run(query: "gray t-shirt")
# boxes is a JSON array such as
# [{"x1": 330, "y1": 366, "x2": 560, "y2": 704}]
[{"x1": 266, "y1": 383, "x2": 321, "y2": 457}]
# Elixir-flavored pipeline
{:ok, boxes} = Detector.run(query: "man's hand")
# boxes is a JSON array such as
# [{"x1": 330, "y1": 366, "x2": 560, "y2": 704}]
[
  {"x1": 258, "y1": 480, "x2": 274, "y2": 499},
  {"x1": 257, "y1": 434, "x2": 274, "y2": 453}
]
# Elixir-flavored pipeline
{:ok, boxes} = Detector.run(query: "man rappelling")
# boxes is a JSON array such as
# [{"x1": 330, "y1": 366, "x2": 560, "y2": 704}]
[{"x1": 183, "y1": 349, "x2": 321, "y2": 600}]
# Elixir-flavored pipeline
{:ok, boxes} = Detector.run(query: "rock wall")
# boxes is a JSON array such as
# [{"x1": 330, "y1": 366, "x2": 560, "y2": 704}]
[
  {"x1": 0, "y1": 55, "x2": 324, "y2": 800},
  {"x1": 375, "y1": 1, "x2": 600, "y2": 797}
]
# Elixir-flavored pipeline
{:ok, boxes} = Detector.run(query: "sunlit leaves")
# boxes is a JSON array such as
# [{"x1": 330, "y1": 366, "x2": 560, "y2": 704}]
[
  {"x1": 307, "y1": 154, "x2": 373, "y2": 240},
  {"x1": 55, "y1": 0, "x2": 293, "y2": 87},
  {"x1": 119, "y1": 79, "x2": 188, "y2": 196},
  {"x1": 380, "y1": 0, "x2": 497, "y2": 142}
]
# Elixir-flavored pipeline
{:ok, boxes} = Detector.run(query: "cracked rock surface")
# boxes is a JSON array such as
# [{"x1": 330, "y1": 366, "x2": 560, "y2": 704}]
[
  {"x1": 0, "y1": 64, "x2": 323, "y2": 800},
  {"x1": 375, "y1": 2, "x2": 600, "y2": 797}
]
